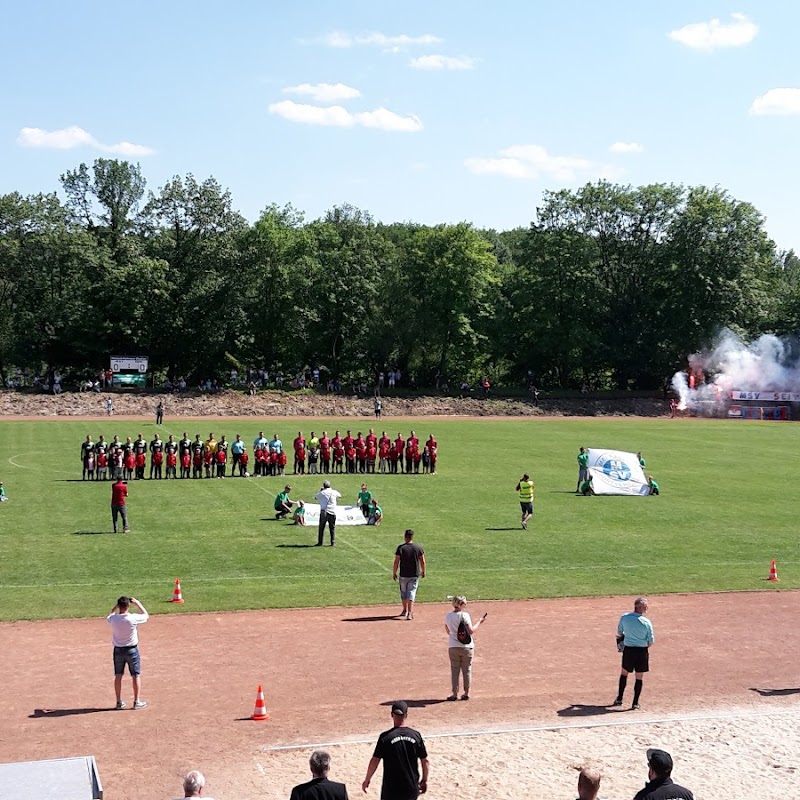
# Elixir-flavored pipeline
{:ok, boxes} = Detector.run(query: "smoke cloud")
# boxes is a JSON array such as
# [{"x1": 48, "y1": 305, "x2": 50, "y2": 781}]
[{"x1": 672, "y1": 328, "x2": 800, "y2": 409}]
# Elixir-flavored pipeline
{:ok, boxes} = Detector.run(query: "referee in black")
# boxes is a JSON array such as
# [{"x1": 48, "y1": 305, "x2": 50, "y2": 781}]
[{"x1": 612, "y1": 596, "x2": 654, "y2": 710}]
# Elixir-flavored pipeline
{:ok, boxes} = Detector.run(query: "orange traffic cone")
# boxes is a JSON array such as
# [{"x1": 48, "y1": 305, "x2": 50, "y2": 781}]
[
  {"x1": 171, "y1": 578, "x2": 185, "y2": 603},
  {"x1": 251, "y1": 684, "x2": 270, "y2": 721},
  {"x1": 768, "y1": 560, "x2": 779, "y2": 582}
]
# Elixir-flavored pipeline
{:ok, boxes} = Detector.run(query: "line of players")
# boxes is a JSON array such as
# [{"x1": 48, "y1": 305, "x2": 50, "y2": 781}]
[
  {"x1": 288, "y1": 429, "x2": 438, "y2": 476},
  {"x1": 79, "y1": 429, "x2": 439, "y2": 481}
]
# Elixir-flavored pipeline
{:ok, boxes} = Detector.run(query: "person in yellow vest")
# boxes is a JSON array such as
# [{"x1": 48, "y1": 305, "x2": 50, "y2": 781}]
[{"x1": 515, "y1": 473, "x2": 535, "y2": 529}]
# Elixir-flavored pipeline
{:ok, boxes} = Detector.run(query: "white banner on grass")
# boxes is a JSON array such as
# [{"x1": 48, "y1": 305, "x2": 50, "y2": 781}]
[
  {"x1": 587, "y1": 449, "x2": 650, "y2": 496},
  {"x1": 301, "y1": 503, "x2": 367, "y2": 526}
]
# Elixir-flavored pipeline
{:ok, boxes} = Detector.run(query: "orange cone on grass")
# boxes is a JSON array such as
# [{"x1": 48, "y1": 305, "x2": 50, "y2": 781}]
[
  {"x1": 768, "y1": 560, "x2": 779, "y2": 582},
  {"x1": 171, "y1": 578, "x2": 185, "y2": 603},
  {"x1": 251, "y1": 684, "x2": 270, "y2": 721}
]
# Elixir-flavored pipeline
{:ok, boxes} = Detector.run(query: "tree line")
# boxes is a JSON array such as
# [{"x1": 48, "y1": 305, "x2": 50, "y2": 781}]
[{"x1": 1, "y1": 158, "x2": 798, "y2": 390}]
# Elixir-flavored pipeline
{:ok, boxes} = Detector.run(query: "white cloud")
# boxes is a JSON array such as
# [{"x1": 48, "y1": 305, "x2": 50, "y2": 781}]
[
  {"x1": 409, "y1": 54, "x2": 474, "y2": 70},
  {"x1": 268, "y1": 100, "x2": 355, "y2": 127},
  {"x1": 322, "y1": 31, "x2": 441, "y2": 50},
  {"x1": 668, "y1": 12, "x2": 757, "y2": 51},
  {"x1": 749, "y1": 88, "x2": 800, "y2": 116},
  {"x1": 100, "y1": 141, "x2": 156, "y2": 156},
  {"x1": 17, "y1": 125, "x2": 96, "y2": 149},
  {"x1": 465, "y1": 144, "x2": 611, "y2": 183},
  {"x1": 17, "y1": 125, "x2": 154, "y2": 155},
  {"x1": 269, "y1": 100, "x2": 423, "y2": 132},
  {"x1": 283, "y1": 82, "x2": 361, "y2": 103},
  {"x1": 356, "y1": 107, "x2": 423, "y2": 132},
  {"x1": 609, "y1": 141, "x2": 644, "y2": 154}
]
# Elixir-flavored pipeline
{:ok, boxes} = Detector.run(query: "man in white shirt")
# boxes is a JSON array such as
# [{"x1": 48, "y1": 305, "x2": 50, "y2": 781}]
[
  {"x1": 106, "y1": 595, "x2": 149, "y2": 709},
  {"x1": 315, "y1": 480, "x2": 341, "y2": 547}
]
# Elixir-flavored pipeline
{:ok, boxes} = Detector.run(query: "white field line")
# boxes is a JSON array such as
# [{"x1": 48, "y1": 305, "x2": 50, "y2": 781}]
[{"x1": 263, "y1": 707, "x2": 800, "y2": 752}]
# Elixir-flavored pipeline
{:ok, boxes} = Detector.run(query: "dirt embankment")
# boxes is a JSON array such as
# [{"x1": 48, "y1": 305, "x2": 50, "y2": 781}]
[{"x1": 0, "y1": 389, "x2": 670, "y2": 418}]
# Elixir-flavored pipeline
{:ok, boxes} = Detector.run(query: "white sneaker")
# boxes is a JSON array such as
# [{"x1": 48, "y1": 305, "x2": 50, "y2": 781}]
[{"x1": 133, "y1": 699, "x2": 147, "y2": 709}]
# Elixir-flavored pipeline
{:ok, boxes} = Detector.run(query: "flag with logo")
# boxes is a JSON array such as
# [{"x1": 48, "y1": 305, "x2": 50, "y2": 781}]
[
  {"x1": 302, "y1": 504, "x2": 368, "y2": 525},
  {"x1": 587, "y1": 449, "x2": 650, "y2": 496}
]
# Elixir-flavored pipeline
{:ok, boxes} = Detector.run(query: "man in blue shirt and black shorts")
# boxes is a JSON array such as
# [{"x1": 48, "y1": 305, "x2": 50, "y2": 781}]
[{"x1": 612, "y1": 596, "x2": 654, "y2": 710}]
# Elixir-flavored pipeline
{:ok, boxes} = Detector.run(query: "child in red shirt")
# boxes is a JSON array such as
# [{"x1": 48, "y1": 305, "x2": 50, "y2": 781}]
[
  {"x1": 295, "y1": 446, "x2": 306, "y2": 475},
  {"x1": 193, "y1": 450, "x2": 203, "y2": 478},
  {"x1": 180, "y1": 451, "x2": 191, "y2": 479},
  {"x1": 378, "y1": 442, "x2": 389, "y2": 473},
  {"x1": 135, "y1": 452, "x2": 146, "y2": 480},
  {"x1": 239, "y1": 450, "x2": 249, "y2": 477},
  {"x1": 366, "y1": 444, "x2": 376, "y2": 474},
  {"x1": 152, "y1": 449, "x2": 164, "y2": 480},
  {"x1": 123, "y1": 451, "x2": 134, "y2": 481},
  {"x1": 345, "y1": 445, "x2": 356, "y2": 474},
  {"x1": 97, "y1": 451, "x2": 109, "y2": 481},
  {"x1": 333, "y1": 444, "x2": 344, "y2": 473},
  {"x1": 216, "y1": 448, "x2": 227, "y2": 478},
  {"x1": 166, "y1": 450, "x2": 177, "y2": 479},
  {"x1": 412, "y1": 446, "x2": 421, "y2": 474}
]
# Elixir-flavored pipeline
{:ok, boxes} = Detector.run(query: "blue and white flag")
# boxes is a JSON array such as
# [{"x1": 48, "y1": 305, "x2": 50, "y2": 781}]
[{"x1": 587, "y1": 449, "x2": 650, "y2": 496}]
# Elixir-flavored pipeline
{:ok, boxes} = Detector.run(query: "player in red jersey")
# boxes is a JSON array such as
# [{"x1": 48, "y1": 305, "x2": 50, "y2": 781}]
[
  {"x1": 151, "y1": 449, "x2": 164, "y2": 480},
  {"x1": 379, "y1": 431, "x2": 391, "y2": 449},
  {"x1": 366, "y1": 443, "x2": 377, "y2": 473},
  {"x1": 355, "y1": 441, "x2": 367, "y2": 474},
  {"x1": 203, "y1": 446, "x2": 214, "y2": 478},
  {"x1": 295, "y1": 445, "x2": 306, "y2": 475},
  {"x1": 412, "y1": 445, "x2": 422, "y2": 474},
  {"x1": 238, "y1": 449, "x2": 249, "y2": 477},
  {"x1": 180, "y1": 450, "x2": 191, "y2": 479},
  {"x1": 343, "y1": 429, "x2": 354, "y2": 450},
  {"x1": 320, "y1": 441, "x2": 331, "y2": 474},
  {"x1": 408, "y1": 430, "x2": 419, "y2": 450},
  {"x1": 394, "y1": 433, "x2": 405, "y2": 472},
  {"x1": 97, "y1": 450, "x2": 109, "y2": 481},
  {"x1": 429, "y1": 445, "x2": 438, "y2": 474}
]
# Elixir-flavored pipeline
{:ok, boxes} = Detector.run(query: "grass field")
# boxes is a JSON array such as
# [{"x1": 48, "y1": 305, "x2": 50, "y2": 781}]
[{"x1": 0, "y1": 416, "x2": 797, "y2": 621}]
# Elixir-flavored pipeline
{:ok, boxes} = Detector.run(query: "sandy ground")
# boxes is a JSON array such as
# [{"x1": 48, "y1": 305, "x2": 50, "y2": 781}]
[{"x1": 0, "y1": 592, "x2": 797, "y2": 799}]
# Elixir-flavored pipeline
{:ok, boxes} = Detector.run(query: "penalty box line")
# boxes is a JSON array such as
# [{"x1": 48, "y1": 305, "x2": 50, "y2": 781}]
[{"x1": 263, "y1": 706, "x2": 800, "y2": 752}]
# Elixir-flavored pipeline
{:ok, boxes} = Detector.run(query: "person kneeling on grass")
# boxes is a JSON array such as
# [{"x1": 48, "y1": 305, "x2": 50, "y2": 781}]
[
  {"x1": 274, "y1": 485, "x2": 294, "y2": 519},
  {"x1": 648, "y1": 475, "x2": 660, "y2": 496},
  {"x1": 579, "y1": 474, "x2": 595, "y2": 496},
  {"x1": 293, "y1": 500, "x2": 306, "y2": 526},
  {"x1": 368, "y1": 498, "x2": 382, "y2": 526}
]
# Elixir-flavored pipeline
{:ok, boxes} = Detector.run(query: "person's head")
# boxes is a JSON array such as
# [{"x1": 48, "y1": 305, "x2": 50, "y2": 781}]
[
  {"x1": 410, "y1": 429, "x2": 415, "y2": 436},
  {"x1": 284, "y1": 485, "x2": 292, "y2": 492},
  {"x1": 323, "y1": 480, "x2": 331, "y2": 489},
  {"x1": 452, "y1": 595, "x2": 467, "y2": 610},
  {"x1": 404, "y1": 529, "x2": 414, "y2": 541},
  {"x1": 273, "y1": 433, "x2": 279, "y2": 439},
  {"x1": 298, "y1": 499, "x2": 304, "y2": 507},
  {"x1": 195, "y1": 434, "x2": 201, "y2": 441},
  {"x1": 310, "y1": 431, "x2": 315, "y2": 437},
  {"x1": 258, "y1": 430, "x2": 264, "y2": 438},
  {"x1": 577, "y1": 767, "x2": 601, "y2": 800},
  {"x1": 169, "y1": 434, "x2": 175, "y2": 441},
  {"x1": 208, "y1": 432, "x2": 214, "y2": 439},
  {"x1": 646, "y1": 748, "x2": 673, "y2": 780},
  {"x1": 297, "y1": 431, "x2": 303, "y2": 437},
  {"x1": 116, "y1": 596, "x2": 130, "y2": 612},
  {"x1": 521, "y1": 473, "x2": 529, "y2": 481},
  {"x1": 308, "y1": 750, "x2": 331, "y2": 778},
  {"x1": 361, "y1": 483, "x2": 367, "y2": 491},
  {"x1": 182, "y1": 769, "x2": 206, "y2": 797},
  {"x1": 236, "y1": 434, "x2": 241, "y2": 441},
  {"x1": 580, "y1": 446, "x2": 585, "y2": 453},
  {"x1": 137, "y1": 433, "x2": 143, "y2": 439},
  {"x1": 634, "y1": 596, "x2": 649, "y2": 613},
  {"x1": 390, "y1": 700, "x2": 408, "y2": 726},
  {"x1": 183, "y1": 431, "x2": 188, "y2": 439}
]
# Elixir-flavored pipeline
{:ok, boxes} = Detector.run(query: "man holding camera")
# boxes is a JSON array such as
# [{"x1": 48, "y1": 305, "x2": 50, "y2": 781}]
[
  {"x1": 111, "y1": 476, "x2": 130, "y2": 533},
  {"x1": 107, "y1": 595, "x2": 149, "y2": 709}
]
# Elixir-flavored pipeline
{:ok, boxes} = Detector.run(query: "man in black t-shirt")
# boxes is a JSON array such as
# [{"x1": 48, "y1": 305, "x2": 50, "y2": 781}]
[
  {"x1": 362, "y1": 701, "x2": 428, "y2": 800},
  {"x1": 632, "y1": 749, "x2": 694, "y2": 800},
  {"x1": 392, "y1": 529, "x2": 425, "y2": 621}
]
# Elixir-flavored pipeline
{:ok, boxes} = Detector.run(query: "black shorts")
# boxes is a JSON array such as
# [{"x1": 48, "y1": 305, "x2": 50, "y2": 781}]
[
  {"x1": 520, "y1": 502, "x2": 533, "y2": 515},
  {"x1": 622, "y1": 646, "x2": 649, "y2": 673}
]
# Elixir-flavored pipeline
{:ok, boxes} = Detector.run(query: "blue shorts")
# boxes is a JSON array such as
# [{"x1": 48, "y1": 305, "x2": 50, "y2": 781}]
[
  {"x1": 113, "y1": 645, "x2": 141, "y2": 676},
  {"x1": 399, "y1": 576, "x2": 419, "y2": 601}
]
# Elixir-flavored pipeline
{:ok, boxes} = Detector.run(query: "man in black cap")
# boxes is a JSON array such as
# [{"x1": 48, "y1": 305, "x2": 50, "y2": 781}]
[
  {"x1": 632, "y1": 749, "x2": 694, "y2": 800},
  {"x1": 362, "y1": 701, "x2": 429, "y2": 799}
]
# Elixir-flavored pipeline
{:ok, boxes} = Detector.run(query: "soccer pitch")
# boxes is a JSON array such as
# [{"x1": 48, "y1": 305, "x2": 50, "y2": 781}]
[{"x1": 0, "y1": 416, "x2": 797, "y2": 621}]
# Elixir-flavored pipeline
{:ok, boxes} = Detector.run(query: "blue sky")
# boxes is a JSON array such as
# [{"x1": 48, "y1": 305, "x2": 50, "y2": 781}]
[{"x1": 3, "y1": 2, "x2": 799, "y2": 250}]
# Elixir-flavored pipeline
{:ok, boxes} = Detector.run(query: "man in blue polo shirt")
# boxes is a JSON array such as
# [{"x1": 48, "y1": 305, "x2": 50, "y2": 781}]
[
  {"x1": 612, "y1": 596, "x2": 654, "y2": 710},
  {"x1": 269, "y1": 433, "x2": 283, "y2": 455}
]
